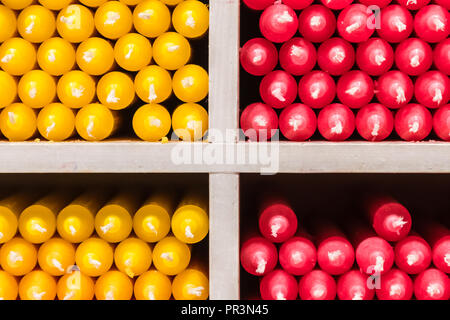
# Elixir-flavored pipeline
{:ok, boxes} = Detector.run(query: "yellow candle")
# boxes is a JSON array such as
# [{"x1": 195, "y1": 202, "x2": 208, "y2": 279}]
[
  {"x1": 37, "y1": 37, "x2": 75, "y2": 76},
  {"x1": 134, "y1": 269, "x2": 172, "y2": 300},
  {"x1": 0, "y1": 270, "x2": 18, "y2": 300},
  {"x1": 18, "y1": 70, "x2": 56, "y2": 109},
  {"x1": 133, "y1": 192, "x2": 174, "y2": 243},
  {"x1": 37, "y1": 238, "x2": 75, "y2": 276},
  {"x1": 0, "y1": 38, "x2": 36, "y2": 76},
  {"x1": 57, "y1": 70, "x2": 96, "y2": 109},
  {"x1": 79, "y1": 0, "x2": 108, "y2": 7},
  {"x1": 114, "y1": 237, "x2": 152, "y2": 278},
  {"x1": 57, "y1": 191, "x2": 109, "y2": 243},
  {"x1": 95, "y1": 191, "x2": 141, "y2": 243},
  {"x1": 97, "y1": 71, "x2": 135, "y2": 110},
  {"x1": 17, "y1": 5, "x2": 55, "y2": 43},
  {"x1": 19, "y1": 192, "x2": 75, "y2": 244},
  {"x1": 172, "y1": 194, "x2": 209, "y2": 244},
  {"x1": 134, "y1": 65, "x2": 172, "y2": 104},
  {"x1": 132, "y1": 104, "x2": 171, "y2": 142},
  {"x1": 0, "y1": 192, "x2": 40, "y2": 244},
  {"x1": 56, "y1": 4, "x2": 94, "y2": 43},
  {"x1": 161, "y1": 0, "x2": 184, "y2": 6},
  {"x1": 0, "y1": 237, "x2": 37, "y2": 276},
  {"x1": 94, "y1": 1, "x2": 133, "y2": 40},
  {"x1": 120, "y1": 0, "x2": 142, "y2": 5},
  {"x1": 152, "y1": 236, "x2": 190, "y2": 276},
  {"x1": 56, "y1": 270, "x2": 94, "y2": 300},
  {"x1": 76, "y1": 37, "x2": 114, "y2": 76},
  {"x1": 114, "y1": 33, "x2": 152, "y2": 72},
  {"x1": 38, "y1": 0, "x2": 74, "y2": 11},
  {"x1": 152, "y1": 32, "x2": 191, "y2": 71},
  {"x1": 172, "y1": 64, "x2": 209, "y2": 103},
  {"x1": 37, "y1": 103, "x2": 75, "y2": 141},
  {"x1": 18, "y1": 270, "x2": 57, "y2": 300},
  {"x1": 133, "y1": 0, "x2": 171, "y2": 38},
  {"x1": 75, "y1": 237, "x2": 113, "y2": 277},
  {"x1": 1, "y1": 0, "x2": 34, "y2": 10},
  {"x1": 0, "y1": 71, "x2": 16, "y2": 108},
  {"x1": 0, "y1": 103, "x2": 37, "y2": 141},
  {"x1": 0, "y1": 5, "x2": 16, "y2": 43},
  {"x1": 172, "y1": 268, "x2": 209, "y2": 300},
  {"x1": 94, "y1": 270, "x2": 133, "y2": 300},
  {"x1": 75, "y1": 103, "x2": 119, "y2": 141},
  {"x1": 172, "y1": 0, "x2": 209, "y2": 39},
  {"x1": 172, "y1": 102, "x2": 208, "y2": 141}
]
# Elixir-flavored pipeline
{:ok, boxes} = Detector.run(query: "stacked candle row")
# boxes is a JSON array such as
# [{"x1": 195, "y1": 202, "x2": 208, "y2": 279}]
[
  {"x1": 240, "y1": 196, "x2": 450, "y2": 300},
  {"x1": 240, "y1": 1, "x2": 450, "y2": 141},
  {"x1": 0, "y1": 0, "x2": 209, "y2": 142},
  {"x1": 0, "y1": 190, "x2": 209, "y2": 300}
]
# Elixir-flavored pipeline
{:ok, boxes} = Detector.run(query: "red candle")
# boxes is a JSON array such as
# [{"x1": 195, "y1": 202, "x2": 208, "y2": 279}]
[
  {"x1": 337, "y1": 4, "x2": 375, "y2": 43},
  {"x1": 377, "y1": 5, "x2": 413, "y2": 43},
  {"x1": 298, "y1": 71, "x2": 336, "y2": 109},
  {"x1": 434, "y1": 38, "x2": 450, "y2": 75},
  {"x1": 375, "y1": 71, "x2": 414, "y2": 109},
  {"x1": 260, "y1": 269, "x2": 298, "y2": 300},
  {"x1": 317, "y1": 103, "x2": 355, "y2": 141},
  {"x1": 394, "y1": 104, "x2": 433, "y2": 141},
  {"x1": 298, "y1": 270, "x2": 337, "y2": 300},
  {"x1": 279, "y1": 38, "x2": 316, "y2": 76},
  {"x1": 259, "y1": 202, "x2": 298, "y2": 243},
  {"x1": 279, "y1": 103, "x2": 317, "y2": 141},
  {"x1": 395, "y1": 236, "x2": 432, "y2": 275},
  {"x1": 259, "y1": 4, "x2": 298, "y2": 43},
  {"x1": 337, "y1": 270, "x2": 375, "y2": 300},
  {"x1": 421, "y1": 223, "x2": 450, "y2": 274},
  {"x1": 356, "y1": 38, "x2": 394, "y2": 76},
  {"x1": 298, "y1": 5, "x2": 336, "y2": 43},
  {"x1": 283, "y1": 0, "x2": 314, "y2": 10},
  {"x1": 396, "y1": 0, "x2": 430, "y2": 10},
  {"x1": 260, "y1": 70, "x2": 298, "y2": 109},
  {"x1": 356, "y1": 236, "x2": 394, "y2": 275},
  {"x1": 240, "y1": 236, "x2": 278, "y2": 276},
  {"x1": 243, "y1": 0, "x2": 274, "y2": 10},
  {"x1": 414, "y1": 268, "x2": 450, "y2": 300},
  {"x1": 375, "y1": 268, "x2": 413, "y2": 300},
  {"x1": 433, "y1": 104, "x2": 450, "y2": 141},
  {"x1": 279, "y1": 236, "x2": 317, "y2": 276},
  {"x1": 356, "y1": 103, "x2": 394, "y2": 142},
  {"x1": 336, "y1": 70, "x2": 374, "y2": 109},
  {"x1": 320, "y1": 0, "x2": 354, "y2": 10},
  {"x1": 240, "y1": 102, "x2": 279, "y2": 141},
  {"x1": 414, "y1": 71, "x2": 450, "y2": 109},
  {"x1": 317, "y1": 37, "x2": 355, "y2": 76},
  {"x1": 240, "y1": 38, "x2": 278, "y2": 76},
  {"x1": 414, "y1": 4, "x2": 449, "y2": 43},
  {"x1": 395, "y1": 38, "x2": 433, "y2": 76}
]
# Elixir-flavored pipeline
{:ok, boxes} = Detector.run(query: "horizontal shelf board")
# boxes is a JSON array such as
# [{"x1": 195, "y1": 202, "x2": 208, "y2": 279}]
[{"x1": 0, "y1": 141, "x2": 448, "y2": 173}]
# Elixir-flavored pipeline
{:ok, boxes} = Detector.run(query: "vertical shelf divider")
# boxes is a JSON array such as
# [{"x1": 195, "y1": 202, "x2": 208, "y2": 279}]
[{"x1": 209, "y1": 0, "x2": 241, "y2": 300}]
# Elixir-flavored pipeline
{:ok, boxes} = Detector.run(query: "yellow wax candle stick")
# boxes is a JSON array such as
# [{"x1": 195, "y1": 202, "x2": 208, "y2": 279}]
[
  {"x1": 19, "y1": 191, "x2": 75, "y2": 244},
  {"x1": 57, "y1": 70, "x2": 96, "y2": 109},
  {"x1": 18, "y1": 70, "x2": 56, "y2": 109},
  {"x1": 56, "y1": 4, "x2": 94, "y2": 43},
  {"x1": 172, "y1": 102, "x2": 209, "y2": 141},
  {"x1": 94, "y1": 1, "x2": 132, "y2": 40},
  {"x1": 0, "y1": 5, "x2": 16, "y2": 43},
  {"x1": 56, "y1": 269, "x2": 94, "y2": 300},
  {"x1": 0, "y1": 270, "x2": 18, "y2": 300},
  {"x1": 0, "y1": 191, "x2": 41, "y2": 244},
  {"x1": 134, "y1": 269, "x2": 172, "y2": 300},
  {"x1": 37, "y1": 103, "x2": 75, "y2": 141},
  {"x1": 0, "y1": 103, "x2": 37, "y2": 141},
  {"x1": 94, "y1": 270, "x2": 133, "y2": 300},
  {"x1": 133, "y1": 192, "x2": 174, "y2": 243},
  {"x1": 17, "y1": 5, "x2": 56, "y2": 44},
  {"x1": 133, "y1": 0, "x2": 171, "y2": 38},
  {"x1": 114, "y1": 33, "x2": 152, "y2": 72},
  {"x1": 114, "y1": 237, "x2": 152, "y2": 278},
  {"x1": 152, "y1": 32, "x2": 191, "y2": 71},
  {"x1": 172, "y1": 193, "x2": 209, "y2": 244},
  {"x1": 18, "y1": 270, "x2": 57, "y2": 300},
  {"x1": 0, "y1": 71, "x2": 17, "y2": 109},
  {"x1": 75, "y1": 103, "x2": 120, "y2": 141},
  {"x1": 0, "y1": 237, "x2": 37, "y2": 276},
  {"x1": 161, "y1": 0, "x2": 184, "y2": 6},
  {"x1": 172, "y1": 267, "x2": 209, "y2": 300},
  {"x1": 38, "y1": 0, "x2": 74, "y2": 11},
  {"x1": 57, "y1": 190, "x2": 110, "y2": 243},
  {"x1": 172, "y1": 64, "x2": 209, "y2": 103},
  {"x1": 172, "y1": 0, "x2": 210, "y2": 39},
  {"x1": 0, "y1": 37, "x2": 36, "y2": 76},
  {"x1": 37, "y1": 237, "x2": 75, "y2": 276},
  {"x1": 1, "y1": 0, "x2": 34, "y2": 10},
  {"x1": 95, "y1": 191, "x2": 141, "y2": 243},
  {"x1": 37, "y1": 37, "x2": 75, "y2": 76},
  {"x1": 134, "y1": 65, "x2": 172, "y2": 104},
  {"x1": 79, "y1": 0, "x2": 107, "y2": 8},
  {"x1": 75, "y1": 237, "x2": 113, "y2": 277},
  {"x1": 132, "y1": 104, "x2": 172, "y2": 142},
  {"x1": 76, "y1": 37, "x2": 114, "y2": 76},
  {"x1": 97, "y1": 71, "x2": 135, "y2": 110},
  {"x1": 152, "y1": 236, "x2": 191, "y2": 276}
]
